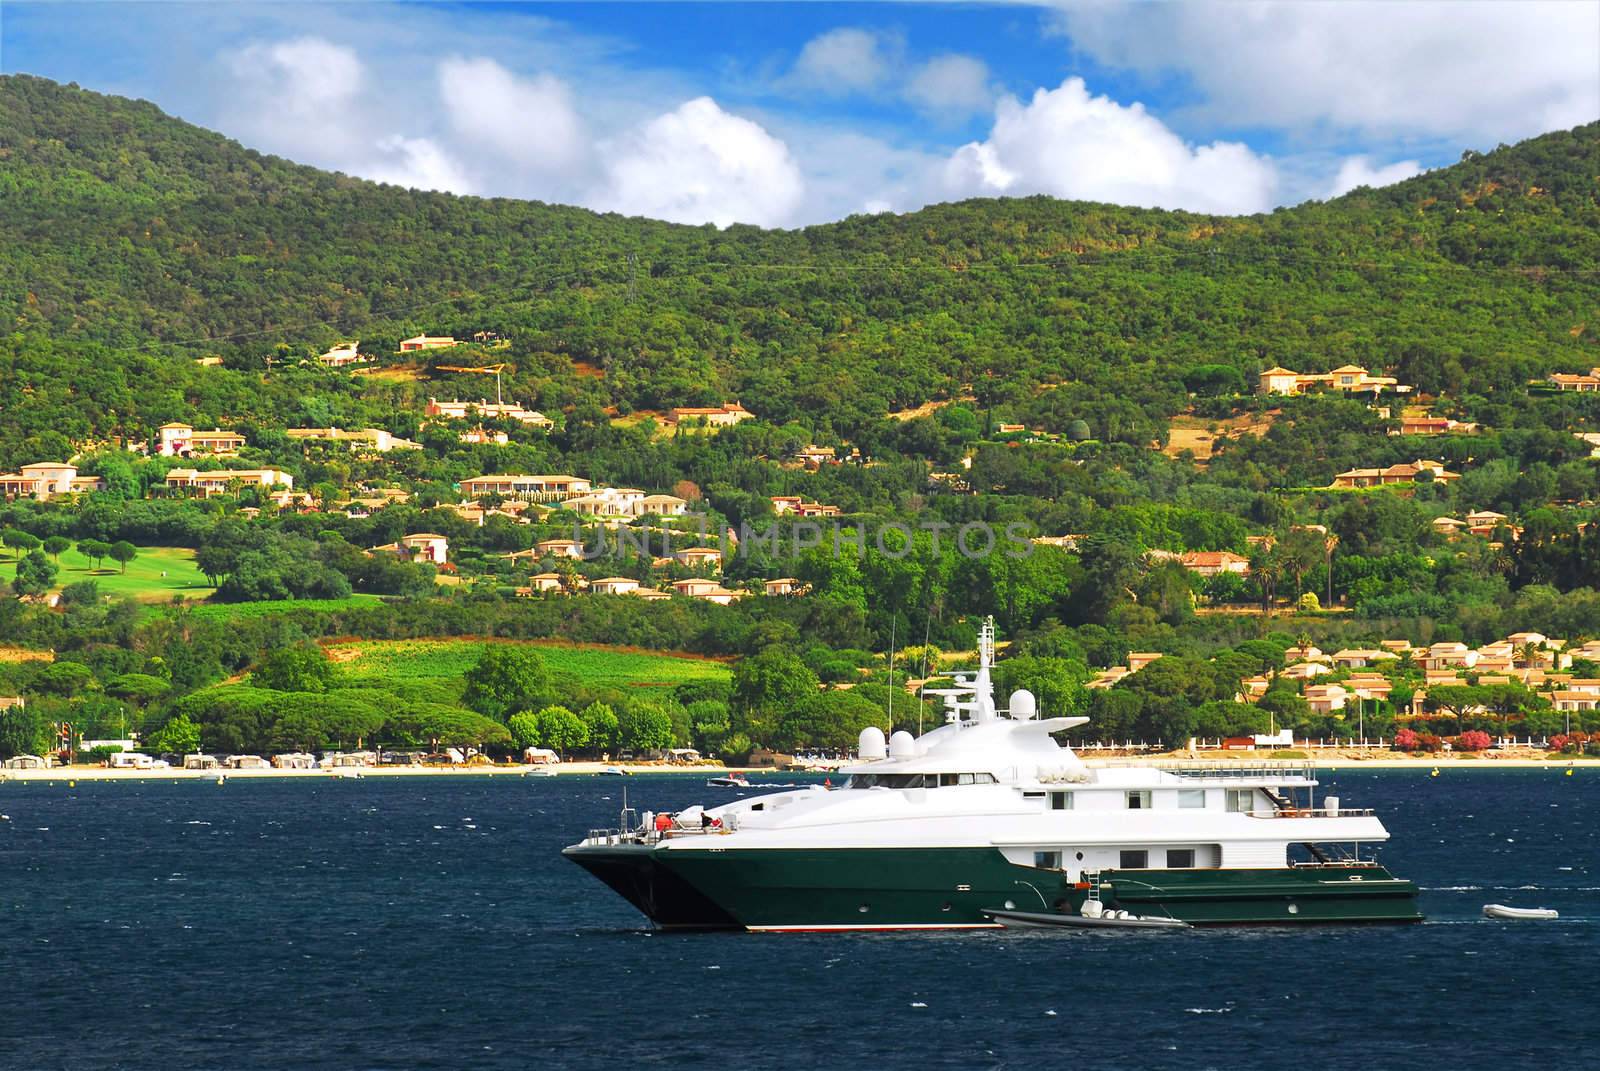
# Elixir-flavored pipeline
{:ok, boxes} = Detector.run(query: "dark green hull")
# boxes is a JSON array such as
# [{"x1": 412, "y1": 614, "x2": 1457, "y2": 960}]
[{"x1": 566, "y1": 843, "x2": 1422, "y2": 930}]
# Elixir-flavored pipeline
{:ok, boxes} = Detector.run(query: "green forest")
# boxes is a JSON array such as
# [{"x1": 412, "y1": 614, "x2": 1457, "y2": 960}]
[{"x1": 2, "y1": 74, "x2": 1599, "y2": 763}]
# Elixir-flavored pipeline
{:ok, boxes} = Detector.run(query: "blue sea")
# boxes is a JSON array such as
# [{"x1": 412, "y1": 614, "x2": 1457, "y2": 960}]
[{"x1": 1, "y1": 768, "x2": 1596, "y2": 1070}]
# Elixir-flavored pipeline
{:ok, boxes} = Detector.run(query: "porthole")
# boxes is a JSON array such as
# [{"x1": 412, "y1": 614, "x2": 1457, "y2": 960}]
[
  {"x1": 1287, "y1": 903, "x2": 1299, "y2": 915},
  {"x1": 1004, "y1": 899, "x2": 1016, "y2": 910},
  {"x1": 858, "y1": 904, "x2": 870, "y2": 913},
  {"x1": 1075, "y1": 852, "x2": 1084, "y2": 861},
  {"x1": 941, "y1": 902, "x2": 953, "y2": 912}
]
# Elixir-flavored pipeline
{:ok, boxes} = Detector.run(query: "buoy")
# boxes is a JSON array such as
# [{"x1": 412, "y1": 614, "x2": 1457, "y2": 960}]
[
  {"x1": 1565, "y1": 768, "x2": 1574, "y2": 776},
  {"x1": 69, "y1": 781, "x2": 76, "y2": 787},
  {"x1": 1430, "y1": 768, "x2": 1439, "y2": 777}
]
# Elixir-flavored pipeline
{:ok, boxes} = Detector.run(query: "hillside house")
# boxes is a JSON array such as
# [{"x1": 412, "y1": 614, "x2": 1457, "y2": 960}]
[
  {"x1": 1549, "y1": 369, "x2": 1600, "y2": 392},
  {"x1": 672, "y1": 546, "x2": 724, "y2": 570},
  {"x1": 371, "y1": 532, "x2": 449, "y2": 565},
  {"x1": 1304, "y1": 684, "x2": 1350, "y2": 714},
  {"x1": 1258, "y1": 365, "x2": 1409, "y2": 397},
  {"x1": 165, "y1": 468, "x2": 292, "y2": 496},
  {"x1": 668, "y1": 402, "x2": 754, "y2": 428},
  {"x1": 1393, "y1": 415, "x2": 1477, "y2": 436},
  {"x1": 0, "y1": 463, "x2": 104, "y2": 501},
  {"x1": 156, "y1": 423, "x2": 246, "y2": 458},
  {"x1": 316, "y1": 342, "x2": 366, "y2": 368},
  {"x1": 460, "y1": 426, "x2": 510, "y2": 445},
  {"x1": 459, "y1": 474, "x2": 591, "y2": 502},
  {"x1": 399, "y1": 335, "x2": 458, "y2": 352},
  {"x1": 591, "y1": 576, "x2": 641, "y2": 595},
  {"x1": 426, "y1": 398, "x2": 553, "y2": 428},
  {"x1": 1177, "y1": 550, "x2": 1251, "y2": 577},
  {"x1": 770, "y1": 495, "x2": 842, "y2": 517},
  {"x1": 535, "y1": 538, "x2": 586, "y2": 560},
  {"x1": 286, "y1": 427, "x2": 420, "y2": 452},
  {"x1": 764, "y1": 577, "x2": 806, "y2": 596},
  {"x1": 1330, "y1": 460, "x2": 1460, "y2": 488}
]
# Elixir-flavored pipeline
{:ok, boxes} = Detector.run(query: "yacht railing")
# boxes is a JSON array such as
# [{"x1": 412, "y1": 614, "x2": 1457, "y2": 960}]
[
  {"x1": 1244, "y1": 808, "x2": 1375, "y2": 819},
  {"x1": 1152, "y1": 761, "x2": 1317, "y2": 781}
]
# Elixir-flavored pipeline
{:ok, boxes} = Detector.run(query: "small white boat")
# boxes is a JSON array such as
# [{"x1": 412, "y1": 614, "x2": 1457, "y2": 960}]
[
  {"x1": 526, "y1": 767, "x2": 558, "y2": 778},
  {"x1": 1483, "y1": 904, "x2": 1559, "y2": 920},
  {"x1": 598, "y1": 766, "x2": 628, "y2": 777},
  {"x1": 707, "y1": 775, "x2": 751, "y2": 788}
]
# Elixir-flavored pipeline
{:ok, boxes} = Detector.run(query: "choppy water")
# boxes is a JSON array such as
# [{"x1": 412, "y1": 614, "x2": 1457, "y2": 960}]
[{"x1": 1, "y1": 768, "x2": 1596, "y2": 1070}]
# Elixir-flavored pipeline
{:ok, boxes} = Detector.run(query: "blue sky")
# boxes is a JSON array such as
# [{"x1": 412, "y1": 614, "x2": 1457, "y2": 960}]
[{"x1": 3, "y1": 1, "x2": 1597, "y2": 226}]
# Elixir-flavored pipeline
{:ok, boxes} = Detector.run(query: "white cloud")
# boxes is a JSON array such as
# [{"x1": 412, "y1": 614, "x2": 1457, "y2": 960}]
[
  {"x1": 1327, "y1": 155, "x2": 1423, "y2": 198},
  {"x1": 596, "y1": 98, "x2": 804, "y2": 227},
  {"x1": 437, "y1": 56, "x2": 587, "y2": 176},
  {"x1": 368, "y1": 135, "x2": 475, "y2": 195},
  {"x1": 789, "y1": 28, "x2": 895, "y2": 94},
  {"x1": 942, "y1": 78, "x2": 1277, "y2": 215},
  {"x1": 905, "y1": 55, "x2": 993, "y2": 118},
  {"x1": 227, "y1": 36, "x2": 369, "y2": 158},
  {"x1": 1052, "y1": 1, "x2": 1600, "y2": 143}
]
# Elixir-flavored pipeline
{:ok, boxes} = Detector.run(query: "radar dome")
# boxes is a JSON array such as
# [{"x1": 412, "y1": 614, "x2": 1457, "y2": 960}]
[
  {"x1": 1009, "y1": 689, "x2": 1037, "y2": 720},
  {"x1": 857, "y1": 726, "x2": 887, "y2": 761},
  {"x1": 888, "y1": 730, "x2": 917, "y2": 759}
]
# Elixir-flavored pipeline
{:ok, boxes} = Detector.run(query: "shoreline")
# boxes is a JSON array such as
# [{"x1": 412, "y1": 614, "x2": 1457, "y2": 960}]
[
  {"x1": 0, "y1": 761, "x2": 759, "y2": 783},
  {"x1": 3, "y1": 754, "x2": 1595, "y2": 783}
]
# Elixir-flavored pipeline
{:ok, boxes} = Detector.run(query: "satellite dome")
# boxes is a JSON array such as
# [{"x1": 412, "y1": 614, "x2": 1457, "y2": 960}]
[
  {"x1": 857, "y1": 726, "x2": 887, "y2": 761},
  {"x1": 888, "y1": 730, "x2": 917, "y2": 759},
  {"x1": 1009, "y1": 689, "x2": 1037, "y2": 720}
]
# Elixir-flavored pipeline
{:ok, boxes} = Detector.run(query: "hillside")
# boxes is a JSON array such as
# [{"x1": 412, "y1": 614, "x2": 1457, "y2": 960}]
[{"x1": 2, "y1": 73, "x2": 1599, "y2": 452}]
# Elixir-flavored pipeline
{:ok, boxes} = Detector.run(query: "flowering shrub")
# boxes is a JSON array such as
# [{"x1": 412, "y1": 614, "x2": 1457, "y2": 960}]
[
  {"x1": 1456, "y1": 730, "x2": 1492, "y2": 752},
  {"x1": 1394, "y1": 728, "x2": 1442, "y2": 752}
]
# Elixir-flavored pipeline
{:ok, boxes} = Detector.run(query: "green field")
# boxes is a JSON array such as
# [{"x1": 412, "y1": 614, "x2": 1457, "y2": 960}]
[
  {"x1": 183, "y1": 596, "x2": 386, "y2": 620},
  {"x1": 0, "y1": 545, "x2": 216, "y2": 602},
  {"x1": 327, "y1": 638, "x2": 731, "y2": 689}
]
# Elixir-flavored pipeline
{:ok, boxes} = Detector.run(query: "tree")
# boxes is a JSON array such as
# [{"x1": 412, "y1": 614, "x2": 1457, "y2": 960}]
[
  {"x1": 507, "y1": 710, "x2": 542, "y2": 749},
  {"x1": 535, "y1": 705, "x2": 589, "y2": 758},
  {"x1": 462, "y1": 646, "x2": 550, "y2": 721},
  {"x1": 252, "y1": 646, "x2": 335, "y2": 693},
  {"x1": 581, "y1": 702, "x2": 619, "y2": 753},
  {"x1": 105, "y1": 673, "x2": 171, "y2": 704},
  {"x1": 0, "y1": 703, "x2": 47, "y2": 758},
  {"x1": 388, "y1": 704, "x2": 511, "y2": 755},
  {"x1": 11, "y1": 549, "x2": 57, "y2": 597},
  {"x1": 731, "y1": 647, "x2": 819, "y2": 744},
  {"x1": 148, "y1": 713, "x2": 201, "y2": 755},
  {"x1": 108, "y1": 541, "x2": 138, "y2": 574},
  {"x1": 2, "y1": 529, "x2": 41, "y2": 559},
  {"x1": 618, "y1": 702, "x2": 675, "y2": 753},
  {"x1": 29, "y1": 660, "x2": 93, "y2": 697},
  {"x1": 42, "y1": 536, "x2": 71, "y2": 561},
  {"x1": 78, "y1": 539, "x2": 112, "y2": 571}
]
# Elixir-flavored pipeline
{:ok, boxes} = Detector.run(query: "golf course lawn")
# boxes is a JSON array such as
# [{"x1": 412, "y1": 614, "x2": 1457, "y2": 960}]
[{"x1": 0, "y1": 545, "x2": 216, "y2": 602}]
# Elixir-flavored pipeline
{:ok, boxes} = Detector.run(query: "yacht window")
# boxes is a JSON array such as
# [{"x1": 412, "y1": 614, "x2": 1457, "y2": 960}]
[
  {"x1": 1023, "y1": 791, "x2": 1046, "y2": 800},
  {"x1": 1167, "y1": 848, "x2": 1196, "y2": 868},
  {"x1": 1050, "y1": 791, "x2": 1073, "y2": 811},
  {"x1": 1126, "y1": 790, "x2": 1152, "y2": 809},
  {"x1": 1033, "y1": 851, "x2": 1063, "y2": 870},
  {"x1": 957, "y1": 773, "x2": 974, "y2": 785},
  {"x1": 975, "y1": 773, "x2": 997, "y2": 785},
  {"x1": 1119, "y1": 849, "x2": 1148, "y2": 869},
  {"x1": 1178, "y1": 789, "x2": 1206, "y2": 809},
  {"x1": 1226, "y1": 789, "x2": 1256, "y2": 813}
]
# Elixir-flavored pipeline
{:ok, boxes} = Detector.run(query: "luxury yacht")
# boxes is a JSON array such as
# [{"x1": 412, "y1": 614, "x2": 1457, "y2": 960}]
[{"x1": 564, "y1": 620, "x2": 1421, "y2": 931}]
